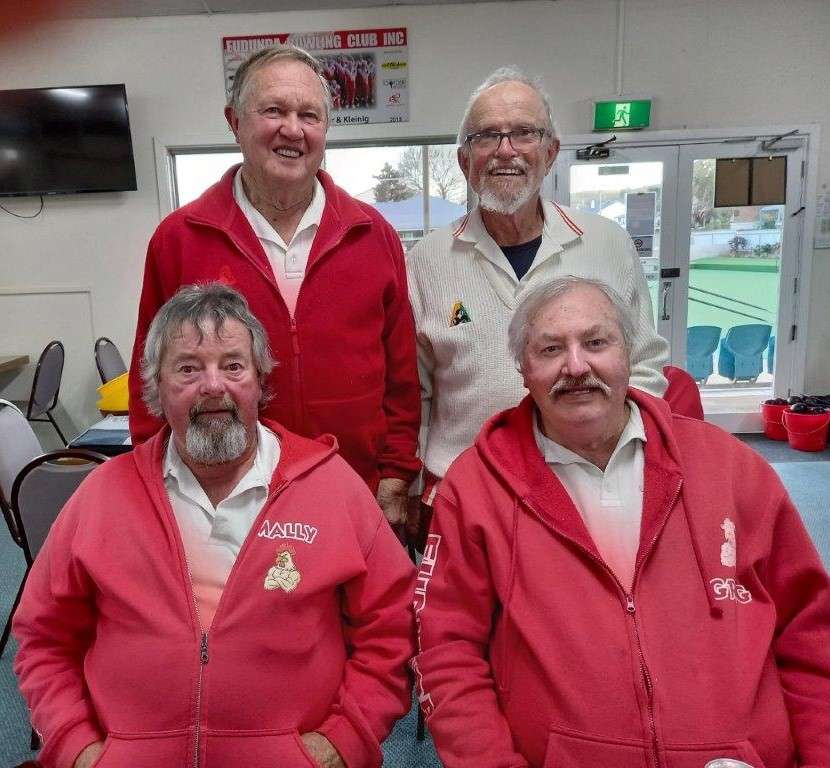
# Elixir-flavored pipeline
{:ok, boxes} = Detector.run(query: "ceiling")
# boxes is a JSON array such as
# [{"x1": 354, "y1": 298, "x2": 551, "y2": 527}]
[{"x1": 53, "y1": 0, "x2": 525, "y2": 19}]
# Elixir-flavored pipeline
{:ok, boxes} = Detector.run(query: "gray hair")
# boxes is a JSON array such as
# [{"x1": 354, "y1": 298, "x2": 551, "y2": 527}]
[
  {"x1": 141, "y1": 283, "x2": 275, "y2": 417},
  {"x1": 508, "y1": 276, "x2": 636, "y2": 371},
  {"x1": 228, "y1": 45, "x2": 332, "y2": 121},
  {"x1": 457, "y1": 65, "x2": 559, "y2": 146}
]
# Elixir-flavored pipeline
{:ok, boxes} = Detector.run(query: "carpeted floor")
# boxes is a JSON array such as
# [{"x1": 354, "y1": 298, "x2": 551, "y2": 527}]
[
  {"x1": 0, "y1": 433, "x2": 826, "y2": 767},
  {"x1": 770, "y1": 461, "x2": 830, "y2": 566}
]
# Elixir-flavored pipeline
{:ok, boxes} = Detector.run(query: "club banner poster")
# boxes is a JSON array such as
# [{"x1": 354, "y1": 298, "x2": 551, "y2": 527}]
[{"x1": 222, "y1": 28, "x2": 409, "y2": 126}]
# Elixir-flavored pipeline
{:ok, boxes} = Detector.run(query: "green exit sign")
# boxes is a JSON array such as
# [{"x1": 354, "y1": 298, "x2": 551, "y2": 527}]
[{"x1": 593, "y1": 99, "x2": 651, "y2": 131}]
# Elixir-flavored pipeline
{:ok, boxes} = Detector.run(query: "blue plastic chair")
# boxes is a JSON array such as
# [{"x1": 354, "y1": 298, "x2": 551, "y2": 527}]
[
  {"x1": 686, "y1": 325, "x2": 721, "y2": 383},
  {"x1": 717, "y1": 324, "x2": 772, "y2": 382},
  {"x1": 767, "y1": 335, "x2": 775, "y2": 374}
]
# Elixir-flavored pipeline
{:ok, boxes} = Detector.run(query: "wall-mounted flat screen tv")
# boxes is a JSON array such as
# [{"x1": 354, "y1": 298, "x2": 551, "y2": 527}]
[{"x1": 0, "y1": 83, "x2": 137, "y2": 197}]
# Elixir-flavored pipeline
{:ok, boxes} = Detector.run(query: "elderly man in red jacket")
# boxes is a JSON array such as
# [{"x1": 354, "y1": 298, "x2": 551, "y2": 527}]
[
  {"x1": 15, "y1": 284, "x2": 415, "y2": 768},
  {"x1": 128, "y1": 45, "x2": 420, "y2": 529},
  {"x1": 413, "y1": 275, "x2": 830, "y2": 768}
]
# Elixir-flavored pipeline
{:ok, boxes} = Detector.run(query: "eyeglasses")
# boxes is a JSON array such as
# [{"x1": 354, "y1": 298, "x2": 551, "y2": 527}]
[{"x1": 464, "y1": 127, "x2": 549, "y2": 152}]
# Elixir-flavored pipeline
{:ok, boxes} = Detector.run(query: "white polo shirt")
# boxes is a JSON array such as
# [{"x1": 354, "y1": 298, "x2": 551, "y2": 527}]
[
  {"x1": 164, "y1": 422, "x2": 280, "y2": 629},
  {"x1": 233, "y1": 168, "x2": 326, "y2": 317},
  {"x1": 533, "y1": 401, "x2": 646, "y2": 591}
]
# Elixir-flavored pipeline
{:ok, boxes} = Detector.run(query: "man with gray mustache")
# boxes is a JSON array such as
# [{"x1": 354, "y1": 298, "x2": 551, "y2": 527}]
[
  {"x1": 405, "y1": 66, "x2": 669, "y2": 543},
  {"x1": 413, "y1": 276, "x2": 830, "y2": 767}
]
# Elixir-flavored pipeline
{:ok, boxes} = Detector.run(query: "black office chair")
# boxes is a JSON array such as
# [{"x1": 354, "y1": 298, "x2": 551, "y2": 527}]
[
  {"x1": 0, "y1": 449, "x2": 107, "y2": 660},
  {"x1": 26, "y1": 340, "x2": 67, "y2": 445},
  {"x1": 94, "y1": 336, "x2": 127, "y2": 384}
]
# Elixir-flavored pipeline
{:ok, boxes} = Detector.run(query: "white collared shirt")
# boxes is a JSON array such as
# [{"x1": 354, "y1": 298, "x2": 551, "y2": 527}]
[
  {"x1": 533, "y1": 401, "x2": 646, "y2": 591},
  {"x1": 233, "y1": 168, "x2": 326, "y2": 317},
  {"x1": 164, "y1": 422, "x2": 280, "y2": 629},
  {"x1": 452, "y1": 200, "x2": 585, "y2": 306}
]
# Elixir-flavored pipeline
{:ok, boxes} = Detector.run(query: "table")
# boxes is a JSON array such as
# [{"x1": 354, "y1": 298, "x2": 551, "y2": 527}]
[
  {"x1": 70, "y1": 414, "x2": 132, "y2": 457},
  {"x1": 0, "y1": 354, "x2": 29, "y2": 374}
]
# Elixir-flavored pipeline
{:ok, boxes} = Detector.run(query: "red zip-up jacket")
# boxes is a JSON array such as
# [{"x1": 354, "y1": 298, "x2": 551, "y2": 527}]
[
  {"x1": 127, "y1": 166, "x2": 421, "y2": 490},
  {"x1": 413, "y1": 389, "x2": 830, "y2": 768},
  {"x1": 14, "y1": 421, "x2": 416, "y2": 768}
]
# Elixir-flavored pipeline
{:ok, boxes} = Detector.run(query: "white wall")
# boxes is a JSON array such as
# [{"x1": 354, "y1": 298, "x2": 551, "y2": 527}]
[{"x1": 1, "y1": 0, "x2": 828, "y2": 435}]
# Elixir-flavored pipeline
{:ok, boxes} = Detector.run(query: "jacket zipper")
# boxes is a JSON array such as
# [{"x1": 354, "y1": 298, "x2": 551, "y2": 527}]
[
  {"x1": 180, "y1": 551, "x2": 208, "y2": 768},
  {"x1": 288, "y1": 316, "x2": 303, "y2": 431},
  {"x1": 622, "y1": 478, "x2": 682, "y2": 768},
  {"x1": 283, "y1": 227, "x2": 355, "y2": 433},
  {"x1": 625, "y1": 593, "x2": 660, "y2": 768},
  {"x1": 193, "y1": 632, "x2": 209, "y2": 768},
  {"x1": 525, "y1": 478, "x2": 683, "y2": 768},
  {"x1": 184, "y1": 476, "x2": 293, "y2": 768}
]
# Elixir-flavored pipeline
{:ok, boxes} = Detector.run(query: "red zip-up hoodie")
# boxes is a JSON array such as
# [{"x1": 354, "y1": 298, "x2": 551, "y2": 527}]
[
  {"x1": 14, "y1": 421, "x2": 416, "y2": 768},
  {"x1": 413, "y1": 389, "x2": 830, "y2": 768},
  {"x1": 127, "y1": 166, "x2": 421, "y2": 490}
]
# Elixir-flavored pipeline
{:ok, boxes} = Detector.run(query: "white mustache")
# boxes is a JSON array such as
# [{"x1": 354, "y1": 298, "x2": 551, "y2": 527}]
[
  {"x1": 549, "y1": 375, "x2": 611, "y2": 397},
  {"x1": 486, "y1": 158, "x2": 527, "y2": 174}
]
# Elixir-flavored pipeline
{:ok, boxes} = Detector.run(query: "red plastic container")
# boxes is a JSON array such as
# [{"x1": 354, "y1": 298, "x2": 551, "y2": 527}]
[
  {"x1": 761, "y1": 402, "x2": 788, "y2": 441},
  {"x1": 783, "y1": 409, "x2": 830, "y2": 452}
]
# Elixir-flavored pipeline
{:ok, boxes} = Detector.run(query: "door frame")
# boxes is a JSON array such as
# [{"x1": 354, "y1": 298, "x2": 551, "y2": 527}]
[{"x1": 546, "y1": 124, "x2": 819, "y2": 429}]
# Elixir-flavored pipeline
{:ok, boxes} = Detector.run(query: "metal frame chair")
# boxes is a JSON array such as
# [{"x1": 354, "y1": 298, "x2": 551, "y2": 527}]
[
  {"x1": 25, "y1": 340, "x2": 68, "y2": 445},
  {"x1": 94, "y1": 336, "x2": 127, "y2": 384},
  {"x1": 0, "y1": 449, "x2": 107, "y2": 660},
  {"x1": 0, "y1": 400, "x2": 42, "y2": 546}
]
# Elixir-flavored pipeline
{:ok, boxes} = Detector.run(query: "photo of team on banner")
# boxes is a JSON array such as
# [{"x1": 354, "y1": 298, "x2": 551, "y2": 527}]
[{"x1": 320, "y1": 53, "x2": 377, "y2": 110}]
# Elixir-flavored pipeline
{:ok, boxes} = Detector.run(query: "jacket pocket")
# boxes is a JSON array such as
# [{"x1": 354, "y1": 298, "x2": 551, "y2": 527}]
[
  {"x1": 92, "y1": 730, "x2": 189, "y2": 767},
  {"x1": 663, "y1": 739, "x2": 767, "y2": 768},
  {"x1": 542, "y1": 727, "x2": 766, "y2": 768},
  {"x1": 542, "y1": 726, "x2": 648, "y2": 767},
  {"x1": 203, "y1": 728, "x2": 317, "y2": 767}
]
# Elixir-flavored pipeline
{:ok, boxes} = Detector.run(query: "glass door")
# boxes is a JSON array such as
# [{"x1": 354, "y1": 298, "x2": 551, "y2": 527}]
[
  {"x1": 676, "y1": 139, "x2": 806, "y2": 428},
  {"x1": 553, "y1": 136, "x2": 807, "y2": 429},
  {"x1": 554, "y1": 145, "x2": 679, "y2": 349}
]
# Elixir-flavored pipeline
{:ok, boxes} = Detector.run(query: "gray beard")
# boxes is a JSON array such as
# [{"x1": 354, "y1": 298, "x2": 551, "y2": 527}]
[
  {"x1": 477, "y1": 178, "x2": 537, "y2": 215},
  {"x1": 185, "y1": 415, "x2": 249, "y2": 465}
]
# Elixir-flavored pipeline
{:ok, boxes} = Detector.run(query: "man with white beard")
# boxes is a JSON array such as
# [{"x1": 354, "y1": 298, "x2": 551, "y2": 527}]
[
  {"x1": 405, "y1": 66, "x2": 670, "y2": 542},
  {"x1": 14, "y1": 283, "x2": 416, "y2": 768}
]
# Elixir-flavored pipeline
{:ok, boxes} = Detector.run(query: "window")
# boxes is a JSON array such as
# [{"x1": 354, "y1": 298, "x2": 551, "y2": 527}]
[
  {"x1": 170, "y1": 140, "x2": 469, "y2": 250},
  {"x1": 173, "y1": 150, "x2": 242, "y2": 207}
]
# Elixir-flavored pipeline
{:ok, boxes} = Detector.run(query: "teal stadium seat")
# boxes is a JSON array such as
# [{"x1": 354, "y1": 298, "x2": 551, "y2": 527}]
[
  {"x1": 686, "y1": 325, "x2": 721, "y2": 383},
  {"x1": 717, "y1": 324, "x2": 772, "y2": 382}
]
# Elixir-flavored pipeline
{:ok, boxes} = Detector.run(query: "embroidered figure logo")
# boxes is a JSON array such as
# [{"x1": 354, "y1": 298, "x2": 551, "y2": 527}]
[
  {"x1": 710, "y1": 577, "x2": 752, "y2": 604},
  {"x1": 720, "y1": 517, "x2": 736, "y2": 567},
  {"x1": 257, "y1": 520, "x2": 318, "y2": 545},
  {"x1": 448, "y1": 300, "x2": 471, "y2": 327},
  {"x1": 264, "y1": 546, "x2": 301, "y2": 593}
]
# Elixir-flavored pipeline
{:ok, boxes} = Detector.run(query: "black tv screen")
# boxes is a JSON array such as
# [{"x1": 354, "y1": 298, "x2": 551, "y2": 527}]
[{"x1": 0, "y1": 83, "x2": 137, "y2": 197}]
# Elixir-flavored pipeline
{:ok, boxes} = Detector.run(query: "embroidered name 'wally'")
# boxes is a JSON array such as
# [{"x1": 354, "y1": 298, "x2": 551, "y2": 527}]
[{"x1": 257, "y1": 520, "x2": 318, "y2": 544}]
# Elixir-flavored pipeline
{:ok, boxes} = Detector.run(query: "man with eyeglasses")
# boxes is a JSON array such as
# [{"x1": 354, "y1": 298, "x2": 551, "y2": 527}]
[
  {"x1": 405, "y1": 66, "x2": 669, "y2": 543},
  {"x1": 128, "y1": 46, "x2": 421, "y2": 532}
]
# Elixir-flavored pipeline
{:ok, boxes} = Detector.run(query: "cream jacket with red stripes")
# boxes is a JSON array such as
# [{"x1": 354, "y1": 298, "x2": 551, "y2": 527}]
[{"x1": 406, "y1": 200, "x2": 669, "y2": 479}]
